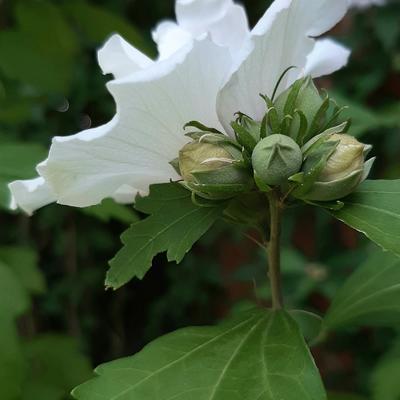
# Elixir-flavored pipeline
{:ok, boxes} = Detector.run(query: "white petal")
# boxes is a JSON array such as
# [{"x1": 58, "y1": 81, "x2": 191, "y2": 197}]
[
  {"x1": 152, "y1": 21, "x2": 193, "y2": 60},
  {"x1": 176, "y1": 0, "x2": 231, "y2": 35},
  {"x1": 305, "y1": 38, "x2": 350, "y2": 78},
  {"x1": 8, "y1": 177, "x2": 56, "y2": 215},
  {"x1": 254, "y1": 0, "x2": 348, "y2": 38},
  {"x1": 111, "y1": 185, "x2": 139, "y2": 204},
  {"x1": 217, "y1": 0, "x2": 349, "y2": 133},
  {"x1": 207, "y1": 4, "x2": 249, "y2": 54},
  {"x1": 154, "y1": 2, "x2": 249, "y2": 59},
  {"x1": 97, "y1": 34, "x2": 153, "y2": 79},
  {"x1": 37, "y1": 39, "x2": 232, "y2": 208}
]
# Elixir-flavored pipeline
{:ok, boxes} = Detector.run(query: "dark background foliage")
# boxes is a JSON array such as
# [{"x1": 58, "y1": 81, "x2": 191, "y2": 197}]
[{"x1": 0, "y1": 0, "x2": 399, "y2": 399}]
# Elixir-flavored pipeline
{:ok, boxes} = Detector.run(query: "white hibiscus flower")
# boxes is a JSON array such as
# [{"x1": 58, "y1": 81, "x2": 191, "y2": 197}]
[{"x1": 9, "y1": 0, "x2": 351, "y2": 215}]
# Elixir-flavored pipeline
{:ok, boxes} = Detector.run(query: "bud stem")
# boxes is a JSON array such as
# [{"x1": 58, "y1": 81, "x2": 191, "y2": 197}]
[{"x1": 267, "y1": 190, "x2": 284, "y2": 309}]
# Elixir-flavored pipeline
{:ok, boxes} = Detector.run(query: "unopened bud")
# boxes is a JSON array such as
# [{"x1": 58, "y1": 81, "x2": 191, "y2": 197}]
[
  {"x1": 319, "y1": 134, "x2": 365, "y2": 182},
  {"x1": 179, "y1": 142, "x2": 235, "y2": 183},
  {"x1": 299, "y1": 133, "x2": 375, "y2": 201},
  {"x1": 178, "y1": 137, "x2": 252, "y2": 199},
  {"x1": 252, "y1": 134, "x2": 302, "y2": 186}
]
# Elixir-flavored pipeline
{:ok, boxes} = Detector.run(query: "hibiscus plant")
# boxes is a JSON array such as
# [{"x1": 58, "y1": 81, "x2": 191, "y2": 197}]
[{"x1": 8, "y1": 0, "x2": 400, "y2": 399}]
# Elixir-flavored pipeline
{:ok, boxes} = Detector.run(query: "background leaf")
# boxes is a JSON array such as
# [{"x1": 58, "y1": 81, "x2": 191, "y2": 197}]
[
  {"x1": 289, "y1": 310, "x2": 323, "y2": 343},
  {"x1": 21, "y1": 335, "x2": 92, "y2": 400},
  {"x1": 0, "y1": 314, "x2": 27, "y2": 400},
  {"x1": 331, "y1": 180, "x2": 400, "y2": 257},
  {"x1": 328, "y1": 393, "x2": 367, "y2": 400},
  {"x1": 0, "y1": 261, "x2": 30, "y2": 317},
  {"x1": 0, "y1": 246, "x2": 46, "y2": 294},
  {"x1": 332, "y1": 93, "x2": 383, "y2": 138},
  {"x1": 0, "y1": 1, "x2": 78, "y2": 93},
  {"x1": 371, "y1": 338, "x2": 400, "y2": 400},
  {"x1": 73, "y1": 308, "x2": 326, "y2": 400},
  {"x1": 63, "y1": 0, "x2": 151, "y2": 53},
  {"x1": 107, "y1": 183, "x2": 224, "y2": 289},
  {"x1": 324, "y1": 249, "x2": 400, "y2": 329}
]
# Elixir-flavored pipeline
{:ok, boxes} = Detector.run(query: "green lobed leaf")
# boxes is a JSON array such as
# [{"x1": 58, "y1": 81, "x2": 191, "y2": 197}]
[
  {"x1": 324, "y1": 249, "x2": 400, "y2": 329},
  {"x1": 331, "y1": 180, "x2": 400, "y2": 257},
  {"x1": 107, "y1": 183, "x2": 224, "y2": 289},
  {"x1": 72, "y1": 308, "x2": 326, "y2": 400}
]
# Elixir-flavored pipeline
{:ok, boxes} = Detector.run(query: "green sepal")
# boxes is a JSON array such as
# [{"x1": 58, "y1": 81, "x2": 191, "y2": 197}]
[
  {"x1": 240, "y1": 148, "x2": 253, "y2": 169},
  {"x1": 254, "y1": 171, "x2": 272, "y2": 192},
  {"x1": 307, "y1": 95, "x2": 330, "y2": 140},
  {"x1": 180, "y1": 181, "x2": 234, "y2": 202},
  {"x1": 289, "y1": 172, "x2": 305, "y2": 184},
  {"x1": 322, "y1": 104, "x2": 349, "y2": 133},
  {"x1": 280, "y1": 114, "x2": 294, "y2": 136},
  {"x1": 231, "y1": 121, "x2": 258, "y2": 154},
  {"x1": 301, "y1": 122, "x2": 348, "y2": 158},
  {"x1": 303, "y1": 199, "x2": 345, "y2": 211},
  {"x1": 267, "y1": 107, "x2": 280, "y2": 134},
  {"x1": 294, "y1": 110, "x2": 309, "y2": 145},
  {"x1": 260, "y1": 94, "x2": 280, "y2": 134},
  {"x1": 260, "y1": 113, "x2": 269, "y2": 138},
  {"x1": 190, "y1": 191, "x2": 228, "y2": 208},
  {"x1": 292, "y1": 140, "x2": 339, "y2": 199},
  {"x1": 302, "y1": 169, "x2": 364, "y2": 202},
  {"x1": 235, "y1": 113, "x2": 262, "y2": 142},
  {"x1": 188, "y1": 184, "x2": 251, "y2": 201},
  {"x1": 183, "y1": 120, "x2": 222, "y2": 134},
  {"x1": 184, "y1": 131, "x2": 239, "y2": 148},
  {"x1": 191, "y1": 163, "x2": 251, "y2": 185},
  {"x1": 283, "y1": 78, "x2": 304, "y2": 116},
  {"x1": 274, "y1": 76, "x2": 323, "y2": 140}
]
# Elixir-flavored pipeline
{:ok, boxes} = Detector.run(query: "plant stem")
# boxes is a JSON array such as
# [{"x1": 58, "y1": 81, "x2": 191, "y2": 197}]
[{"x1": 267, "y1": 190, "x2": 283, "y2": 309}]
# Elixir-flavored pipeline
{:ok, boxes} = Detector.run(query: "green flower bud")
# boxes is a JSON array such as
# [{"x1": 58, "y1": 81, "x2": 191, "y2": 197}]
[
  {"x1": 272, "y1": 76, "x2": 349, "y2": 144},
  {"x1": 178, "y1": 137, "x2": 252, "y2": 200},
  {"x1": 298, "y1": 133, "x2": 375, "y2": 201},
  {"x1": 252, "y1": 134, "x2": 303, "y2": 186},
  {"x1": 275, "y1": 76, "x2": 323, "y2": 126}
]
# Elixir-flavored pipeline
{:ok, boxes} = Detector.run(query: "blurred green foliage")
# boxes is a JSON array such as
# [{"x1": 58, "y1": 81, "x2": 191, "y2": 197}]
[{"x1": 0, "y1": 0, "x2": 399, "y2": 399}]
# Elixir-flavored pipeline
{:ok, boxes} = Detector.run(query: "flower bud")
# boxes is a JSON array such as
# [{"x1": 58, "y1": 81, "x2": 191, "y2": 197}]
[
  {"x1": 252, "y1": 134, "x2": 303, "y2": 186},
  {"x1": 275, "y1": 76, "x2": 323, "y2": 126},
  {"x1": 178, "y1": 138, "x2": 252, "y2": 199},
  {"x1": 179, "y1": 141, "x2": 233, "y2": 183},
  {"x1": 319, "y1": 134, "x2": 365, "y2": 182},
  {"x1": 298, "y1": 133, "x2": 375, "y2": 201}
]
